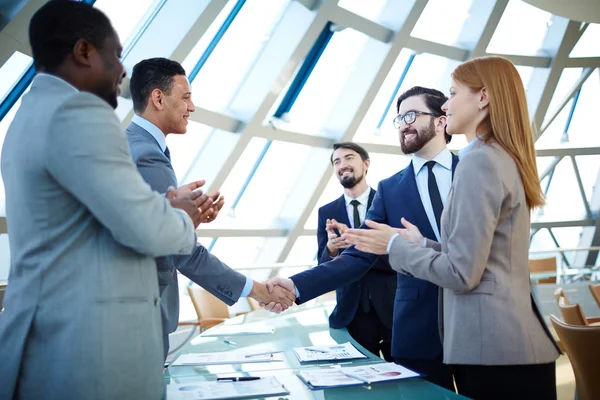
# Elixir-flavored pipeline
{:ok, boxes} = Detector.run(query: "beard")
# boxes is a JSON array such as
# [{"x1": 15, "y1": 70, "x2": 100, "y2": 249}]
[
  {"x1": 400, "y1": 118, "x2": 436, "y2": 154},
  {"x1": 339, "y1": 172, "x2": 364, "y2": 189}
]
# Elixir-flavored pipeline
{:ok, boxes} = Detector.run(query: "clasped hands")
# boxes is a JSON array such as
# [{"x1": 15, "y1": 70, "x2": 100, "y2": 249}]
[{"x1": 166, "y1": 180, "x2": 225, "y2": 228}]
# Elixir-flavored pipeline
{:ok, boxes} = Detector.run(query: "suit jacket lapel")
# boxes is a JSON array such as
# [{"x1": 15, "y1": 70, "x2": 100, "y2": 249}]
[
  {"x1": 398, "y1": 162, "x2": 437, "y2": 241},
  {"x1": 367, "y1": 188, "x2": 376, "y2": 210}
]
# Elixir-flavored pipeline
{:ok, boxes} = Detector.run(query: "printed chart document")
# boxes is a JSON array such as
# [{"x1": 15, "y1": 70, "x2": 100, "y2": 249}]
[
  {"x1": 200, "y1": 323, "x2": 274, "y2": 337},
  {"x1": 297, "y1": 363, "x2": 421, "y2": 389},
  {"x1": 171, "y1": 351, "x2": 283, "y2": 366},
  {"x1": 293, "y1": 342, "x2": 368, "y2": 362},
  {"x1": 166, "y1": 376, "x2": 289, "y2": 400}
]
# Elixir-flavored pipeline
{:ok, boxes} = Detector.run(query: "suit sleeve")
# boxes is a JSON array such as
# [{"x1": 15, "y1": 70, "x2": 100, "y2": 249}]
[
  {"x1": 317, "y1": 207, "x2": 334, "y2": 264},
  {"x1": 171, "y1": 245, "x2": 246, "y2": 305},
  {"x1": 388, "y1": 150, "x2": 502, "y2": 292},
  {"x1": 291, "y1": 182, "x2": 388, "y2": 303},
  {"x1": 45, "y1": 93, "x2": 195, "y2": 257}
]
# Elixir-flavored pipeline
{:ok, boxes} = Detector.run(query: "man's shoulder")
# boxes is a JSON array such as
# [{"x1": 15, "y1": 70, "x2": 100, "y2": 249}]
[
  {"x1": 125, "y1": 124, "x2": 162, "y2": 160},
  {"x1": 319, "y1": 194, "x2": 344, "y2": 213}
]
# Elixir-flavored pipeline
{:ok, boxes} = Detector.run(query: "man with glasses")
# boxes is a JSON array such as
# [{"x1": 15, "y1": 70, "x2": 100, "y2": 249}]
[{"x1": 265, "y1": 87, "x2": 458, "y2": 390}]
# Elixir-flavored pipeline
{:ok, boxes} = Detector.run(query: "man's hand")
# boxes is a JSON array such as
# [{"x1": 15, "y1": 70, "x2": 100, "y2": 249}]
[
  {"x1": 249, "y1": 281, "x2": 295, "y2": 314},
  {"x1": 342, "y1": 220, "x2": 402, "y2": 255},
  {"x1": 172, "y1": 180, "x2": 206, "y2": 198},
  {"x1": 202, "y1": 192, "x2": 225, "y2": 223},
  {"x1": 167, "y1": 187, "x2": 209, "y2": 228},
  {"x1": 261, "y1": 277, "x2": 296, "y2": 314},
  {"x1": 326, "y1": 218, "x2": 350, "y2": 256},
  {"x1": 398, "y1": 218, "x2": 424, "y2": 245}
]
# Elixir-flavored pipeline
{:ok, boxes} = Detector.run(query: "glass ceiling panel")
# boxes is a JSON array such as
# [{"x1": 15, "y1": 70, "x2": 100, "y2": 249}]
[
  {"x1": 285, "y1": 235, "x2": 318, "y2": 264},
  {"x1": 411, "y1": 0, "x2": 474, "y2": 46},
  {"x1": 574, "y1": 155, "x2": 600, "y2": 203},
  {"x1": 284, "y1": 27, "x2": 371, "y2": 135},
  {"x1": 570, "y1": 23, "x2": 600, "y2": 57},
  {"x1": 544, "y1": 68, "x2": 584, "y2": 122},
  {"x1": 191, "y1": 0, "x2": 290, "y2": 112},
  {"x1": 94, "y1": 0, "x2": 159, "y2": 46},
  {"x1": 536, "y1": 98, "x2": 572, "y2": 148},
  {"x1": 567, "y1": 72, "x2": 600, "y2": 147},
  {"x1": 337, "y1": 0, "x2": 389, "y2": 23},
  {"x1": 210, "y1": 237, "x2": 268, "y2": 267},
  {"x1": 486, "y1": 0, "x2": 552, "y2": 56},
  {"x1": 0, "y1": 51, "x2": 31, "y2": 104}
]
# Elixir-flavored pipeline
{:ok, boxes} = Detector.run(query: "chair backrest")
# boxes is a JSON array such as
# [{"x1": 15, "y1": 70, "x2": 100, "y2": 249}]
[
  {"x1": 529, "y1": 257, "x2": 557, "y2": 284},
  {"x1": 186, "y1": 286, "x2": 230, "y2": 320},
  {"x1": 550, "y1": 315, "x2": 600, "y2": 400},
  {"x1": 247, "y1": 297, "x2": 261, "y2": 312},
  {"x1": 590, "y1": 284, "x2": 600, "y2": 309},
  {"x1": 554, "y1": 287, "x2": 570, "y2": 306},
  {"x1": 557, "y1": 296, "x2": 589, "y2": 326}
]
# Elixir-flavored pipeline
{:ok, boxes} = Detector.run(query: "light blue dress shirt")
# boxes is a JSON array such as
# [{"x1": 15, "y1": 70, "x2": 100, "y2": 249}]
[{"x1": 130, "y1": 115, "x2": 254, "y2": 297}]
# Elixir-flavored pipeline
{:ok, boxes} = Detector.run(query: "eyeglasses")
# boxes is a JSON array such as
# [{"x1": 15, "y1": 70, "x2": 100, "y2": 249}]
[{"x1": 392, "y1": 110, "x2": 438, "y2": 129}]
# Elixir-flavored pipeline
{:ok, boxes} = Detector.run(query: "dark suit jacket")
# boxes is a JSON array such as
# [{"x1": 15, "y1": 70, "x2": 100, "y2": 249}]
[
  {"x1": 317, "y1": 189, "x2": 396, "y2": 329},
  {"x1": 292, "y1": 155, "x2": 459, "y2": 360},
  {"x1": 125, "y1": 122, "x2": 246, "y2": 340}
]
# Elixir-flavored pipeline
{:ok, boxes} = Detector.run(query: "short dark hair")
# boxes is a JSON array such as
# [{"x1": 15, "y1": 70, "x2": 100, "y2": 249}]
[
  {"x1": 29, "y1": 0, "x2": 115, "y2": 72},
  {"x1": 396, "y1": 86, "x2": 451, "y2": 144},
  {"x1": 130, "y1": 58, "x2": 187, "y2": 113},
  {"x1": 330, "y1": 142, "x2": 370, "y2": 164}
]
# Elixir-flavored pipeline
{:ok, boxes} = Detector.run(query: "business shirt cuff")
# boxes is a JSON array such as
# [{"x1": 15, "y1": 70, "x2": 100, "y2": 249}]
[
  {"x1": 240, "y1": 277, "x2": 254, "y2": 298},
  {"x1": 295, "y1": 284, "x2": 300, "y2": 299},
  {"x1": 386, "y1": 233, "x2": 400, "y2": 254}
]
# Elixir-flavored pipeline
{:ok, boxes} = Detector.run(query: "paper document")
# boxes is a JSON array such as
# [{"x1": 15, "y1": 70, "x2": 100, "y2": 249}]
[
  {"x1": 297, "y1": 362, "x2": 421, "y2": 389},
  {"x1": 293, "y1": 342, "x2": 367, "y2": 362},
  {"x1": 166, "y1": 376, "x2": 289, "y2": 400},
  {"x1": 200, "y1": 323, "x2": 274, "y2": 337},
  {"x1": 171, "y1": 351, "x2": 283, "y2": 366}
]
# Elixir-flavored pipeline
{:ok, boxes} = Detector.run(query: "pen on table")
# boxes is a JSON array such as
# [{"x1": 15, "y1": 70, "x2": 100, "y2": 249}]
[
  {"x1": 217, "y1": 377, "x2": 261, "y2": 382},
  {"x1": 304, "y1": 347, "x2": 329, "y2": 353},
  {"x1": 223, "y1": 340, "x2": 237, "y2": 346},
  {"x1": 244, "y1": 350, "x2": 283, "y2": 358},
  {"x1": 341, "y1": 371, "x2": 371, "y2": 385}
]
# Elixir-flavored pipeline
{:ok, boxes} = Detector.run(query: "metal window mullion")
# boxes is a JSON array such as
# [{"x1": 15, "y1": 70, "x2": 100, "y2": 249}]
[
  {"x1": 570, "y1": 155, "x2": 592, "y2": 220},
  {"x1": 375, "y1": 52, "x2": 416, "y2": 129}
]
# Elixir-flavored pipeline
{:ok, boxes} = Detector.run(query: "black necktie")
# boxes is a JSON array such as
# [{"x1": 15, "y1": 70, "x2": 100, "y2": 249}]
[
  {"x1": 163, "y1": 146, "x2": 171, "y2": 161},
  {"x1": 350, "y1": 199, "x2": 361, "y2": 229},
  {"x1": 351, "y1": 199, "x2": 370, "y2": 313},
  {"x1": 425, "y1": 161, "x2": 444, "y2": 232}
]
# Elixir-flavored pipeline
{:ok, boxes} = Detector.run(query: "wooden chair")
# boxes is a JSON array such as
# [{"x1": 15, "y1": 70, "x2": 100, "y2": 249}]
[
  {"x1": 178, "y1": 286, "x2": 228, "y2": 332},
  {"x1": 529, "y1": 257, "x2": 557, "y2": 284},
  {"x1": 550, "y1": 315, "x2": 600, "y2": 400},
  {"x1": 555, "y1": 289, "x2": 600, "y2": 326},
  {"x1": 589, "y1": 284, "x2": 600, "y2": 309}
]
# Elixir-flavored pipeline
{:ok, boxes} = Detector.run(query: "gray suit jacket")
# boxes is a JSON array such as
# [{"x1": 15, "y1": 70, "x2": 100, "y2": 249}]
[
  {"x1": 125, "y1": 122, "x2": 246, "y2": 343},
  {"x1": 0, "y1": 74, "x2": 196, "y2": 400},
  {"x1": 389, "y1": 141, "x2": 561, "y2": 365}
]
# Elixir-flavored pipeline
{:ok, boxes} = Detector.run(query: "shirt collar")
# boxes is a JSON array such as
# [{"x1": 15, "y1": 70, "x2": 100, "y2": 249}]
[
  {"x1": 36, "y1": 73, "x2": 79, "y2": 93},
  {"x1": 131, "y1": 114, "x2": 167, "y2": 152},
  {"x1": 344, "y1": 187, "x2": 372, "y2": 207},
  {"x1": 412, "y1": 147, "x2": 453, "y2": 175},
  {"x1": 459, "y1": 136, "x2": 483, "y2": 160}
]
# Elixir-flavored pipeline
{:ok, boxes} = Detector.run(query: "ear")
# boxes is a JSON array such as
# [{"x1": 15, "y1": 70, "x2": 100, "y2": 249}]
[
  {"x1": 72, "y1": 39, "x2": 94, "y2": 67},
  {"x1": 150, "y1": 88, "x2": 165, "y2": 111},
  {"x1": 479, "y1": 87, "x2": 489, "y2": 109},
  {"x1": 364, "y1": 158, "x2": 371, "y2": 172},
  {"x1": 436, "y1": 115, "x2": 447, "y2": 133}
]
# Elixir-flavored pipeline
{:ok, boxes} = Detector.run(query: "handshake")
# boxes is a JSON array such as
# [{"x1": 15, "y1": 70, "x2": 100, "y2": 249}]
[{"x1": 249, "y1": 277, "x2": 298, "y2": 314}]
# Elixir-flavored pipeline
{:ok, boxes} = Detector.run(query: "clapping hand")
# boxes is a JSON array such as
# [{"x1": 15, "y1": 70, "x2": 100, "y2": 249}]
[{"x1": 325, "y1": 218, "x2": 350, "y2": 256}]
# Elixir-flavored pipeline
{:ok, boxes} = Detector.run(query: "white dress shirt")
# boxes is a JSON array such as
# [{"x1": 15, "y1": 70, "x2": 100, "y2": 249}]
[
  {"x1": 344, "y1": 187, "x2": 372, "y2": 228},
  {"x1": 131, "y1": 114, "x2": 167, "y2": 152}
]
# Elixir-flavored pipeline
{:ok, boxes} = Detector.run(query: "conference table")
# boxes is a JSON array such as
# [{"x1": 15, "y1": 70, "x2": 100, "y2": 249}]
[{"x1": 165, "y1": 301, "x2": 466, "y2": 399}]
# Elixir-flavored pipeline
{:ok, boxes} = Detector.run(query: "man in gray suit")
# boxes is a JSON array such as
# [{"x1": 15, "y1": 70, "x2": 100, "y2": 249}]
[
  {"x1": 0, "y1": 2, "x2": 206, "y2": 399},
  {"x1": 126, "y1": 58, "x2": 296, "y2": 360}
]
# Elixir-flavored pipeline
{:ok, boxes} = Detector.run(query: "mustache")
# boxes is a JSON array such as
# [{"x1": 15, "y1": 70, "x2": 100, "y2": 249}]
[{"x1": 401, "y1": 128, "x2": 418, "y2": 136}]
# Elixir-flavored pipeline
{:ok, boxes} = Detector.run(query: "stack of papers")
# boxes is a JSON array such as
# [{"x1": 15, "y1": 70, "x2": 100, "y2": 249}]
[
  {"x1": 166, "y1": 376, "x2": 289, "y2": 400},
  {"x1": 297, "y1": 363, "x2": 420, "y2": 389},
  {"x1": 293, "y1": 342, "x2": 368, "y2": 362},
  {"x1": 171, "y1": 351, "x2": 283, "y2": 366},
  {"x1": 200, "y1": 323, "x2": 274, "y2": 337}
]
